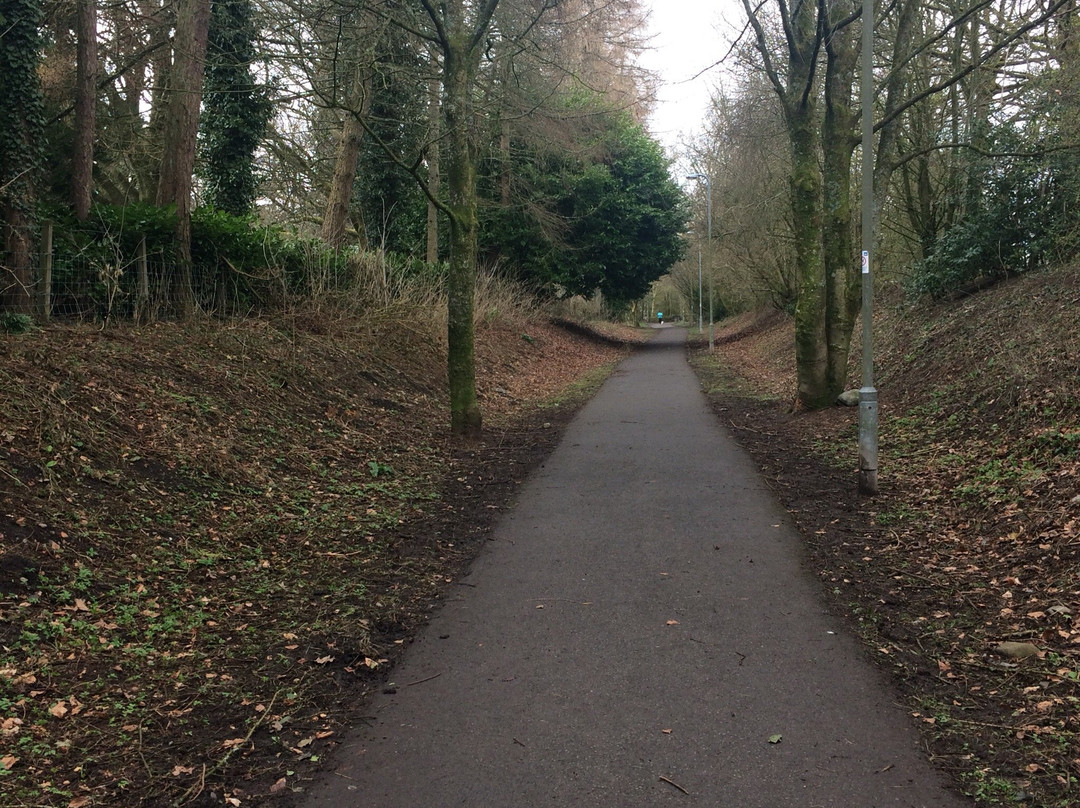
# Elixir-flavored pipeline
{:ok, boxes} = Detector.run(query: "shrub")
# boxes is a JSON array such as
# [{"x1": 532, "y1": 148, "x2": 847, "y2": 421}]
[{"x1": 911, "y1": 126, "x2": 1080, "y2": 299}]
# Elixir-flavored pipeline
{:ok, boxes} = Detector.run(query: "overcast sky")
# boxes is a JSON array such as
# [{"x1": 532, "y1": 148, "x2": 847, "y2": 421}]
[{"x1": 637, "y1": 1, "x2": 745, "y2": 163}]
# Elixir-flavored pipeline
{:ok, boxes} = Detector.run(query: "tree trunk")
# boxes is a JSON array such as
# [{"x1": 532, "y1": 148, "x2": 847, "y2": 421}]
[
  {"x1": 2, "y1": 210, "x2": 34, "y2": 314},
  {"x1": 418, "y1": 0, "x2": 501, "y2": 436},
  {"x1": 155, "y1": 0, "x2": 211, "y2": 318},
  {"x1": 426, "y1": 72, "x2": 441, "y2": 264},
  {"x1": 444, "y1": 52, "x2": 482, "y2": 437},
  {"x1": 820, "y1": 3, "x2": 860, "y2": 400},
  {"x1": 320, "y1": 43, "x2": 374, "y2": 249},
  {"x1": 146, "y1": 0, "x2": 173, "y2": 189},
  {"x1": 0, "y1": 0, "x2": 44, "y2": 314},
  {"x1": 789, "y1": 114, "x2": 829, "y2": 409},
  {"x1": 72, "y1": 0, "x2": 98, "y2": 220},
  {"x1": 781, "y1": 0, "x2": 830, "y2": 409},
  {"x1": 499, "y1": 117, "x2": 511, "y2": 206},
  {"x1": 872, "y1": 0, "x2": 919, "y2": 215},
  {"x1": 321, "y1": 113, "x2": 367, "y2": 249}
]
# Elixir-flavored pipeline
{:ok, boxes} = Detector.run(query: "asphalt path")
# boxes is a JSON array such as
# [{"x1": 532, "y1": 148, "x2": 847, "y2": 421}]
[{"x1": 303, "y1": 326, "x2": 970, "y2": 807}]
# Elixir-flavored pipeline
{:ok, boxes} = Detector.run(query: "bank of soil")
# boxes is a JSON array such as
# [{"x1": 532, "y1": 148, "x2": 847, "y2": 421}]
[
  {"x1": 0, "y1": 312, "x2": 643, "y2": 808},
  {"x1": 690, "y1": 266, "x2": 1080, "y2": 808}
]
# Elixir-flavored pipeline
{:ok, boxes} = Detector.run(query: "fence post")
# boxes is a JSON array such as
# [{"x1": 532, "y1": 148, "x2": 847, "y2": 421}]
[
  {"x1": 37, "y1": 220, "x2": 53, "y2": 321},
  {"x1": 136, "y1": 236, "x2": 150, "y2": 323}
]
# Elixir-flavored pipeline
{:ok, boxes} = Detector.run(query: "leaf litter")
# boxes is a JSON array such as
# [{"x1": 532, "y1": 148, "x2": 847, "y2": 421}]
[
  {"x1": 0, "y1": 314, "x2": 641, "y2": 806},
  {"x1": 690, "y1": 265, "x2": 1080, "y2": 808}
]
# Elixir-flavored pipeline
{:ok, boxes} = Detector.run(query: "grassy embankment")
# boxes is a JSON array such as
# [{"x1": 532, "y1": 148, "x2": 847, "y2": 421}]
[
  {"x1": 691, "y1": 264, "x2": 1080, "y2": 807},
  {"x1": 0, "y1": 274, "x2": 643, "y2": 808}
]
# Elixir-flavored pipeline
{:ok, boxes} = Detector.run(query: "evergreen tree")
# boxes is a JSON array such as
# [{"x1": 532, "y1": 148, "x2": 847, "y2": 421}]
[
  {"x1": 351, "y1": 25, "x2": 429, "y2": 254},
  {"x1": 485, "y1": 109, "x2": 687, "y2": 308},
  {"x1": 199, "y1": 0, "x2": 271, "y2": 216}
]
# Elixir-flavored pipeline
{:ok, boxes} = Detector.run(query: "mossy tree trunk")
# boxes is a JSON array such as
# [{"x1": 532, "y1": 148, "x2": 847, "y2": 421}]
[
  {"x1": 789, "y1": 113, "x2": 829, "y2": 408},
  {"x1": 821, "y1": 1, "x2": 861, "y2": 402},
  {"x1": 744, "y1": 0, "x2": 832, "y2": 408},
  {"x1": 425, "y1": 69, "x2": 441, "y2": 264},
  {"x1": 744, "y1": 0, "x2": 864, "y2": 409},
  {"x1": 418, "y1": 0, "x2": 500, "y2": 438},
  {"x1": 442, "y1": 39, "x2": 482, "y2": 437}
]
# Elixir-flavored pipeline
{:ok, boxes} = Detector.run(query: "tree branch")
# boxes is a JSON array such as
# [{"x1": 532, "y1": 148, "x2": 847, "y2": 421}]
[{"x1": 874, "y1": 0, "x2": 1073, "y2": 134}]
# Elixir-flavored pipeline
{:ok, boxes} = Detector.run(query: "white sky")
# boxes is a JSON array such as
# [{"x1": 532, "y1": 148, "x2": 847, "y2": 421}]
[{"x1": 637, "y1": 1, "x2": 745, "y2": 161}]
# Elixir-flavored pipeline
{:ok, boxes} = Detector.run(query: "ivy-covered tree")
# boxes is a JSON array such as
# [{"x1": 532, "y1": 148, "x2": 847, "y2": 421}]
[
  {"x1": 351, "y1": 23, "x2": 429, "y2": 254},
  {"x1": 0, "y1": 0, "x2": 45, "y2": 313},
  {"x1": 199, "y1": 0, "x2": 272, "y2": 216}
]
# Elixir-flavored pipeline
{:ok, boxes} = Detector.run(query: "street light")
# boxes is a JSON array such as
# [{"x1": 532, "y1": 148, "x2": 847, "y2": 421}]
[
  {"x1": 695, "y1": 244, "x2": 703, "y2": 334},
  {"x1": 686, "y1": 173, "x2": 713, "y2": 349}
]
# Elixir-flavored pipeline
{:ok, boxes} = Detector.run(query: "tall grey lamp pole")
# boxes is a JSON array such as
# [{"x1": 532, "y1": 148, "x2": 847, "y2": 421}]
[
  {"x1": 858, "y1": 0, "x2": 879, "y2": 494},
  {"x1": 686, "y1": 173, "x2": 712, "y2": 348},
  {"x1": 696, "y1": 244, "x2": 703, "y2": 333}
]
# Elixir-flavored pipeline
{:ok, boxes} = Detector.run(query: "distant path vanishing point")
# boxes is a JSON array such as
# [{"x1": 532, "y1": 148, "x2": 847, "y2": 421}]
[{"x1": 302, "y1": 325, "x2": 971, "y2": 807}]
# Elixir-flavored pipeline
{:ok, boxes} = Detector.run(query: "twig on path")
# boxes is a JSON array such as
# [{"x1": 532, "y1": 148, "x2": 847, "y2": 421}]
[
  {"x1": 659, "y1": 775, "x2": 690, "y2": 795},
  {"x1": 728, "y1": 419, "x2": 773, "y2": 437},
  {"x1": 405, "y1": 672, "x2": 442, "y2": 687}
]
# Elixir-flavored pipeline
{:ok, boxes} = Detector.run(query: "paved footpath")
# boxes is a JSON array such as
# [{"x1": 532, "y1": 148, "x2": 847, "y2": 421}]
[{"x1": 304, "y1": 326, "x2": 971, "y2": 807}]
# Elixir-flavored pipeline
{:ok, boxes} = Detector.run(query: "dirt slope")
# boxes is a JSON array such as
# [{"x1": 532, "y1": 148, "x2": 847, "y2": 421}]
[
  {"x1": 0, "y1": 311, "x2": 642, "y2": 807},
  {"x1": 690, "y1": 264, "x2": 1080, "y2": 808}
]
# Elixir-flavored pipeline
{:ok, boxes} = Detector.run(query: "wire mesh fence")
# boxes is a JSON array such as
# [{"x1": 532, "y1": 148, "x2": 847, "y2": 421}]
[{"x1": 1, "y1": 221, "x2": 416, "y2": 324}]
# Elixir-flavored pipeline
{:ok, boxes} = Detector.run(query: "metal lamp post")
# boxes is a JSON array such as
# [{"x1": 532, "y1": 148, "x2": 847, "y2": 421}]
[
  {"x1": 686, "y1": 173, "x2": 713, "y2": 349},
  {"x1": 696, "y1": 244, "x2": 703, "y2": 333}
]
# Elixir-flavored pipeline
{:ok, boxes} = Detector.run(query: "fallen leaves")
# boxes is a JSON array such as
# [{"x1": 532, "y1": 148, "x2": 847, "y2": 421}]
[
  {"x1": 48, "y1": 697, "x2": 84, "y2": 719},
  {"x1": 693, "y1": 278, "x2": 1080, "y2": 808},
  {"x1": 0, "y1": 317, "x2": 684, "y2": 807}
]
